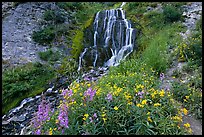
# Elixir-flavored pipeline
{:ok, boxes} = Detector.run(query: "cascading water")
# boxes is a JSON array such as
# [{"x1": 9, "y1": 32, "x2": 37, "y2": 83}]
[{"x1": 78, "y1": 3, "x2": 137, "y2": 71}]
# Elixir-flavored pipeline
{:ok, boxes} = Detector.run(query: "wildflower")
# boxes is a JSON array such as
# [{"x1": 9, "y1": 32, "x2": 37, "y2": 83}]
[
  {"x1": 172, "y1": 116, "x2": 182, "y2": 122},
  {"x1": 136, "y1": 91, "x2": 144, "y2": 98},
  {"x1": 105, "y1": 93, "x2": 112, "y2": 102},
  {"x1": 147, "y1": 116, "x2": 153, "y2": 122},
  {"x1": 62, "y1": 89, "x2": 73, "y2": 98},
  {"x1": 141, "y1": 100, "x2": 147, "y2": 105},
  {"x1": 136, "y1": 103, "x2": 144, "y2": 108},
  {"x1": 83, "y1": 114, "x2": 89, "y2": 121},
  {"x1": 102, "y1": 117, "x2": 107, "y2": 122},
  {"x1": 114, "y1": 106, "x2": 119, "y2": 111},
  {"x1": 89, "y1": 117, "x2": 93, "y2": 123},
  {"x1": 159, "y1": 90, "x2": 165, "y2": 97},
  {"x1": 35, "y1": 129, "x2": 41, "y2": 135},
  {"x1": 160, "y1": 73, "x2": 165, "y2": 81},
  {"x1": 58, "y1": 103, "x2": 69, "y2": 128},
  {"x1": 183, "y1": 108, "x2": 188, "y2": 115},
  {"x1": 49, "y1": 128, "x2": 53, "y2": 135},
  {"x1": 84, "y1": 87, "x2": 96, "y2": 101},
  {"x1": 93, "y1": 113, "x2": 97, "y2": 118},
  {"x1": 183, "y1": 123, "x2": 190, "y2": 128},
  {"x1": 185, "y1": 96, "x2": 189, "y2": 99},
  {"x1": 32, "y1": 96, "x2": 52, "y2": 134},
  {"x1": 147, "y1": 112, "x2": 150, "y2": 115},
  {"x1": 154, "y1": 103, "x2": 161, "y2": 107},
  {"x1": 84, "y1": 76, "x2": 91, "y2": 81}
]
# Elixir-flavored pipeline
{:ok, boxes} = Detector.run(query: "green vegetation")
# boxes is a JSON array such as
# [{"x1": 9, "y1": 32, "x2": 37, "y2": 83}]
[
  {"x1": 30, "y1": 2, "x2": 201, "y2": 135},
  {"x1": 3, "y1": 2, "x2": 201, "y2": 135},
  {"x1": 32, "y1": 26, "x2": 56, "y2": 45},
  {"x1": 163, "y1": 4, "x2": 183, "y2": 23},
  {"x1": 43, "y1": 10, "x2": 66, "y2": 24},
  {"x1": 38, "y1": 49, "x2": 62, "y2": 62},
  {"x1": 2, "y1": 62, "x2": 56, "y2": 115}
]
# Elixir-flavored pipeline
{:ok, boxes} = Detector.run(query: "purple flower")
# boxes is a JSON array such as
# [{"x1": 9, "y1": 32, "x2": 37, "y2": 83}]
[
  {"x1": 93, "y1": 113, "x2": 97, "y2": 118},
  {"x1": 160, "y1": 73, "x2": 165, "y2": 81},
  {"x1": 62, "y1": 89, "x2": 73, "y2": 97},
  {"x1": 89, "y1": 117, "x2": 93, "y2": 123},
  {"x1": 138, "y1": 91, "x2": 144, "y2": 96},
  {"x1": 84, "y1": 76, "x2": 91, "y2": 81},
  {"x1": 58, "y1": 103, "x2": 69, "y2": 128},
  {"x1": 84, "y1": 88, "x2": 96, "y2": 101},
  {"x1": 105, "y1": 93, "x2": 112, "y2": 102},
  {"x1": 32, "y1": 96, "x2": 52, "y2": 135},
  {"x1": 136, "y1": 91, "x2": 144, "y2": 99},
  {"x1": 35, "y1": 129, "x2": 41, "y2": 135}
]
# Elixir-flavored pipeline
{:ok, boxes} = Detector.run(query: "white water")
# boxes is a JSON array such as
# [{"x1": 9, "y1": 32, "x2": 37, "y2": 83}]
[{"x1": 78, "y1": 2, "x2": 136, "y2": 70}]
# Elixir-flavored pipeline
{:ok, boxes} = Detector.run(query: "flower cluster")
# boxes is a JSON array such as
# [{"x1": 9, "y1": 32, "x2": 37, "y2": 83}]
[
  {"x1": 58, "y1": 103, "x2": 69, "y2": 128},
  {"x1": 84, "y1": 87, "x2": 96, "y2": 101},
  {"x1": 31, "y1": 96, "x2": 52, "y2": 135}
]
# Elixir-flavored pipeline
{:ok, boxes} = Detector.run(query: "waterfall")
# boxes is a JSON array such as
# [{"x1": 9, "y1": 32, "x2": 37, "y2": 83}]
[{"x1": 78, "y1": 3, "x2": 136, "y2": 71}]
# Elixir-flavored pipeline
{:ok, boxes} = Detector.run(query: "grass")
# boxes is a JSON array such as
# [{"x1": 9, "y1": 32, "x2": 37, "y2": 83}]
[{"x1": 2, "y1": 62, "x2": 56, "y2": 115}]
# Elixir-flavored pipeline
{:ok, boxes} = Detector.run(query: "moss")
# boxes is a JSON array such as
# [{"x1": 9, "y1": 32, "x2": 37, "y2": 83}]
[{"x1": 70, "y1": 16, "x2": 94, "y2": 60}]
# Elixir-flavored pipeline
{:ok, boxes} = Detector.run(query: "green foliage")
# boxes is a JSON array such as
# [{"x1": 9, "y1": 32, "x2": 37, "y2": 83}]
[
  {"x1": 71, "y1": 30, "x2": 84, "y2": 59},
  {"x1": 56, "y1": 2, "x2": 83, "y2": 11},
  {"x1": 144, "y1": 11, "x2": 165, "y2": 29},
  {"x1": 163, "y1": 4, "x2": 182, "y2": 23},
  {"x1": 172, "y1": 80, "x2": 202, "y2": 119},
  {"x1": 57, "y1": 57, "x2": 78, "y2": 77},
  {"x1": 172, "y1": 18, "x2": 202, "y2": 65},
  {"x1": 32, "y1": 26, "x2": 55, "y2": 45},
  {"x1": 43, "y1": 10, "x2": 66, "y2": 24},
  {"x1": 32, "y1": 59, "x2": 188, "y2": 135},
  {"x1": 38, "y1": 49, "x2": 62, "y2": 62},
  {"x1": 2, "y1": 62, "x2": 56, "y2": 115}
]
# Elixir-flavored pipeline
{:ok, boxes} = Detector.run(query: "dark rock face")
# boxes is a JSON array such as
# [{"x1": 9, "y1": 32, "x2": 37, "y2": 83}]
[{"x1": 78, "y1": 8, "x2": 137, "y2": 71}]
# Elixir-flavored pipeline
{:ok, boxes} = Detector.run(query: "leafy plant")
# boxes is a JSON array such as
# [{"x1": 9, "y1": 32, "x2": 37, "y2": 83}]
[
  {"x1": 32, "y1": 26, "x2": 55, "y2": 45},
  {"x1": 163, "y1": 4, "x2": 182, "y2": 23},
  {"x1": 43, "y1": 10, "x2": 66, "y2": 24}
]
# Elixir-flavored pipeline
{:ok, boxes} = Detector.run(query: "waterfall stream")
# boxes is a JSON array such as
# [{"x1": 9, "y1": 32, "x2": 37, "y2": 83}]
[{"x1": 78, "y1": 3, "x2": 137, "y2": 70}]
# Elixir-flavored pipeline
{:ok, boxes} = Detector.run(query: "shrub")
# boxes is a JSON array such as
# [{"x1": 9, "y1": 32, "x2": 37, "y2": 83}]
[
  {"x1": 32, "y1": 26, "x2": 55, "y2": 45},
  {"x1": 43, "y1": 10, "x2": 66, "y2": 24},
  {"x1": 163, "y1": 5, "x2": 182, "y2": 23},
  {"x1": 56, "y1": 2, "x2": 83, "y2": 11},
  {"x1": 38, "y1": 49, "x2": 62, "y2": 62}
]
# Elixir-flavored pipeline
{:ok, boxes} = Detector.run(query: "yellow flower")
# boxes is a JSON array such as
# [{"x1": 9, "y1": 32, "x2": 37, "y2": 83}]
[
  {"x1": 183, "y1": 108, "x2": 188, "y2": 115},
  {"x1": 136, "y1": 103, "x2": 144, "y2": 108},
  {"x1": 141, "y1": 100, "x2": 147, "y2": 105},
  {"x1": 160, "y1": 90, "x2": 165, "y2": 97},
  {"x1": 154, "y1": 103, "x2": 161, "y2": 107},
  {"x1": 101, "y1": 113, "x2": 106, "y2": 117},
  {"x1": 83, "y1": 114, "x2": 89, "y2": 120},
  {"x1": 102, "y1": 117, "x2": 107, "y2": 122},
  {"x1": 147, "y1": 116, "x2": 152, "y2": 122},
  {"x1": 185, "y1": 96, "x2": 189, "y2": 99},
  {"x1": 55, "y1": 119, "x2": 59, "y2": 124},
  {"x1": 49, "y1": 128, "x2": 53, "y2": 135},
  {"x1": 183, "y1": 123, "x2": 191, "y2": 128},
  {"x1": 172, "y1": 116, "x2": 182, "y2": 122},
  {"x1": 114, "y1": 106, "x2": 119, "y2": 111},
  {"x1": 147, "y1": 112, "x2": 150, "y2": 115}
]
